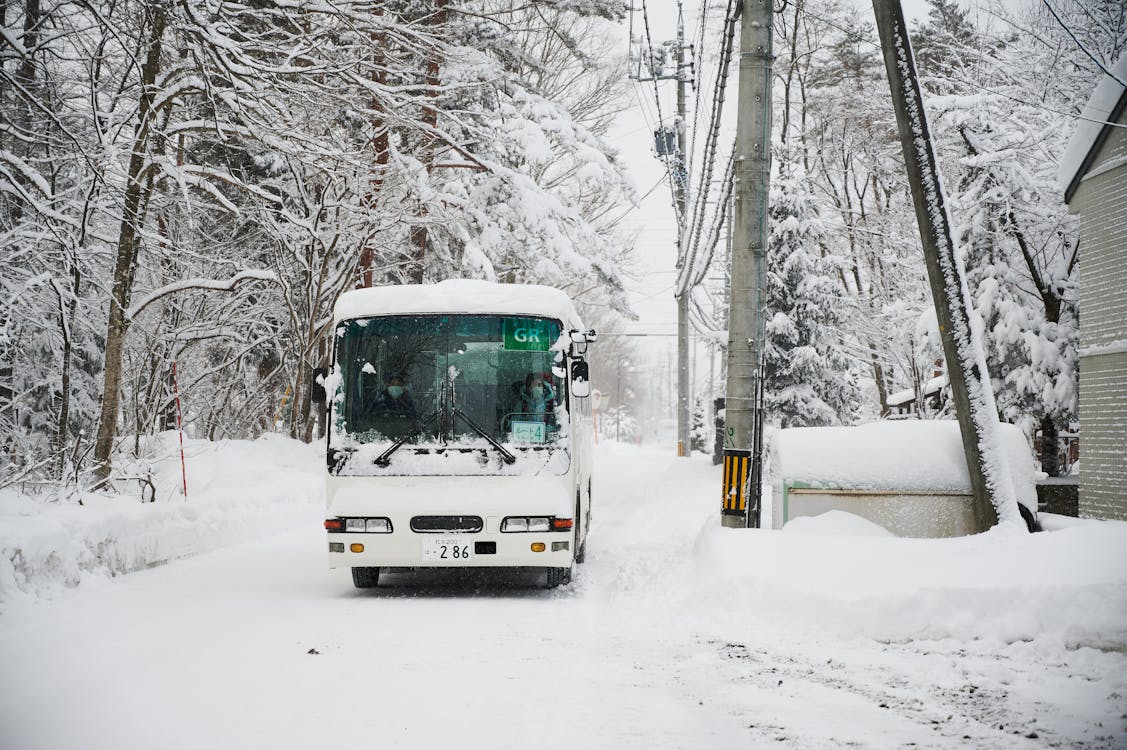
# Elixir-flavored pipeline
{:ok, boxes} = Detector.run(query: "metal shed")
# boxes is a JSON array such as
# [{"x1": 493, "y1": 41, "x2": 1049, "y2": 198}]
[{"x1": 768, "y1": 421, "x2": 1039, "y2": 537}]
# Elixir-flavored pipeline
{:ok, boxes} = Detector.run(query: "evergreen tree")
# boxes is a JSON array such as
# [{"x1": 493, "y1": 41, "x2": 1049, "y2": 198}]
[
  {"x1": 763, "y1": 159, "x2": 861, "y2": 427},
  {"x1": 911, "y1": 0, "x2": 1124, "y2": 472}
]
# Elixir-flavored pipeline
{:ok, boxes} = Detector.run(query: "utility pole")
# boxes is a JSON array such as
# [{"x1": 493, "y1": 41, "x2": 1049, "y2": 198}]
[
  {"x1": 673, "y1": 2, "x2": 692, "y2": 458},
  {"x1": 871, "y1": 0, "x2": 1014, "y2": 531},
  {"x1": 630, "y1": 0, "x2": 693, "y2": 457},
  {"x1": 721, "y1": 0, "x2": 772, "y2": 528}
]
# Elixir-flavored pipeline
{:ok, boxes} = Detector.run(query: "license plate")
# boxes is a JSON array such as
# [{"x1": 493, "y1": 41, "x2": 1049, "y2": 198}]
[{"x1": 421, "y1": 537, "x2": 473, "y2": 562}]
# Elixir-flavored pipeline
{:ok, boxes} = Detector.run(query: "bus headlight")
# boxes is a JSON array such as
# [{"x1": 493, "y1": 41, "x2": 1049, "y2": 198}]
[
  {"x1": 501, "y1": 517, "x2": 528, "y2": 532},
  {"x1": 340, "y1": 517, "x2": 393, "y2": 533},
  {"x1": 365, "y1": 518, "x2": 391, "y2": 533},
  {"x1": 501, "y1": 516, "x2": 555, "y2": 532}
]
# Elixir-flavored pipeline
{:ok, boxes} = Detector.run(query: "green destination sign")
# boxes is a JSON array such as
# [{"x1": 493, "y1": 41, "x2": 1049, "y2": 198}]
[
  {"x1": 510, "y1": 420, "x2": 547, "y2": 444},
  {"x1": 503, "y1": 318, "x2": 551, "y2": 351}
]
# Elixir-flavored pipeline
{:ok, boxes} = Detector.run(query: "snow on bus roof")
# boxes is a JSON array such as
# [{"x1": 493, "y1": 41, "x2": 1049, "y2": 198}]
[{"x1": 334, "y1": 280, "x2": 584, "y2": 329}]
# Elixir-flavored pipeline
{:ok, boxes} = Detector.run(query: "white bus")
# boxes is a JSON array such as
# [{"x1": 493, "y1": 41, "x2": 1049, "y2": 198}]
[{"x1": 314, "y1": 280, "x2": 596, "y2": 589}]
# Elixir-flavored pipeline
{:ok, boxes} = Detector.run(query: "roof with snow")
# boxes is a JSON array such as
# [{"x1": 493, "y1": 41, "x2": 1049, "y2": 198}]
[
  {"x1": 1060, "y1": 54, "x2": 1127, "y2": 203},
  {"x1": 334, "y1": 280, "x2": 585, "y2": 330},
  {"x1": 886, "y1": 374, "x2": 948, "y2": 407}
]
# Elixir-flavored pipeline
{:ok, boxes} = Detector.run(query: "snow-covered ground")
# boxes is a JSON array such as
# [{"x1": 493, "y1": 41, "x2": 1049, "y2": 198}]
[
  {"x1": 0, "y1": 434, "x2": 322, "y2": 607},
  {"x1": 2, "y1": 440, "x2": 1125, "y2": 749}
]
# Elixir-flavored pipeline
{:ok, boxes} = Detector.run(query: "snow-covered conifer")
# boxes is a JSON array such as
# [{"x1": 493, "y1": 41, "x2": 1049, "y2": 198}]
[{"x1": 763, "y1": 158, "x2": 861, "y2": 427}]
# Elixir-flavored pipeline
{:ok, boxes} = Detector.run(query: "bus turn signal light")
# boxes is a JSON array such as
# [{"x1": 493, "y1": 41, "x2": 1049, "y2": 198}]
[
  {"x1": 551, "y1": 518, "x2": 573, "y2": 531},
  {"x1": 350, "y1": 543, "x2": 365, "y2": 553},
  {"x1": 531, "y1": 543, "x2": 546, "y2": 552}
]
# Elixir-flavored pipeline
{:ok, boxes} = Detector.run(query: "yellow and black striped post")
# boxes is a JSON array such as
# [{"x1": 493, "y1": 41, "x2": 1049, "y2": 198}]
[{"x1": 721, "y1": 448, "x2": 751, "y2": 518}]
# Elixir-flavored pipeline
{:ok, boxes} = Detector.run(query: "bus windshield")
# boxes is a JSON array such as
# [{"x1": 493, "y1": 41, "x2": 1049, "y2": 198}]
[{"x1": 332, "y1": 314, "x2": 566, "y2": 465}]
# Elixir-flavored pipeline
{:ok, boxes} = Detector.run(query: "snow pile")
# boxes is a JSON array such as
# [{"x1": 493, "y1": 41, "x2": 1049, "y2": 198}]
[
  {"x1": 772, "y1": 420, "x2": 1038, "y2": 511},
  {"x1": 0, "y1": 434, "x2": 322, "y2": 610},
  {"x1": 690, "y1": 514, "x2": 1127, "y2": 648},
  {"x1": 781, "y1": 510, "x2": 895, "y2": 537}
]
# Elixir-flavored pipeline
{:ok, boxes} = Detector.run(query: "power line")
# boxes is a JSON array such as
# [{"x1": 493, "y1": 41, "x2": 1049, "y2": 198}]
[
  {"x1": 677, "y1": 0, "x2": 740, "y2": 295},
  {"x1": 687, "y1": 0, "x2": 712, "y2": 191},
  {"x1": 638, "y1": 0, "x2": 683, "y2": 219},
  {"x1": 605, "y1": 174, "x2": 670, "y2": 226},
  {"x1": 688, "y1": 151, "x2": 735, "y2": 291}
]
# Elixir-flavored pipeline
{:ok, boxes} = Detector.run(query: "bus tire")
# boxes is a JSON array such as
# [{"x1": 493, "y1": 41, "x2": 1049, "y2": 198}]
[
  {"x1": 545, "y1": 566, "x2": 572, "y2": 589},
  {"x1": 352, "y1": 566, "x2": 380, "y2": 588}
]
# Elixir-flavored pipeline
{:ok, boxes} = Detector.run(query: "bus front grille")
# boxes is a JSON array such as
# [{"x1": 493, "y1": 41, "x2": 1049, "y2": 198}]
[{"x1": 410, "y1": 516, "x2": 484, "y2": 533}]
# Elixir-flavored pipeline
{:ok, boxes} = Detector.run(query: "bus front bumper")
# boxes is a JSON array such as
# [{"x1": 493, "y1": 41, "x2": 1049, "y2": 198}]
[{"x1": 327, "y1": 530, "x2": 573, "y2": 569}]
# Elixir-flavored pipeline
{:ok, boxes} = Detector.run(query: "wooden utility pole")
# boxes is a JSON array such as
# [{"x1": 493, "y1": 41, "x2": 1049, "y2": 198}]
[
  {"x1": 871, "y1": 0, "x2": 1014, "y2": 531},
  {"x1": 721, "y1": 0, "x2": 772, "y2": 527}
]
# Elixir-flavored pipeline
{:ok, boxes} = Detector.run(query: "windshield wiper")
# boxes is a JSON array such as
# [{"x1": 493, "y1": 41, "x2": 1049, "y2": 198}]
[
  {"x1": 374, "y1": 410, "x2": 441, "y2": 467},
  {"x1": 453, "y1": 409, "x2": 517, "y2": 464}
]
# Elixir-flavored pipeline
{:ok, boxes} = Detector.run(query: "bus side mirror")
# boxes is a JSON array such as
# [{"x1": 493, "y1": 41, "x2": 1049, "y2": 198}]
[
  {"x1": 568, "y1": 329, "x2": 597, "y2": 357},
  {"x1": 570, "y1": 360, "x2": 591, "y2": 398},
  {"x1": 310, "y1": 367, "x2": 328, "y2": 405}
]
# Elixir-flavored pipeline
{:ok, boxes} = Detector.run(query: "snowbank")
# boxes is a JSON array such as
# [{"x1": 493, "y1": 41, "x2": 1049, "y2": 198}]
[
  {"x1": 0, "y1": 434, "x2": 322, "y2": 610},
  {"x1": 691, "y1": 514, "x2": 1127, "y2": 648},
  {"x1": 781, "y1": 509, "x2": 895, "y2": 537}
]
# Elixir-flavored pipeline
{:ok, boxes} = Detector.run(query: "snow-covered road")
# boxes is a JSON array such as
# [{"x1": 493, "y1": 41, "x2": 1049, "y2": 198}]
[{"x1": 2, "y1": 444, "x2": 1125, "y2": 749}]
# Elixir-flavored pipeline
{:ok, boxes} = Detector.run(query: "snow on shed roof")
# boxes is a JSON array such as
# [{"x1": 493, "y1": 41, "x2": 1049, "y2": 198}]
[
  {"x1": 334, "y1": 280, "x2": 585, "y2": 329},
  {"x1": 1059, "y1": 54, "x2": 1127, "y2": 202},
  {"x1": 886, "y1": 374, "x2": 949, "y2": 407},
  {"x1": 886, "y1": 389, "x2": 914, "y2": 407},
  {"x1": 772, "y1": 420, "x2": 1037, "y2": 510}
]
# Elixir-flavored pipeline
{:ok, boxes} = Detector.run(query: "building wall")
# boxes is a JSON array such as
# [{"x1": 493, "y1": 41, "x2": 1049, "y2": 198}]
[
  {"x1": 1072, "y1": 108, "x2": 1127, "y2": 521},
  {"x1": 1079, "y1": 353, "x2": 1127, "y2": 520}
]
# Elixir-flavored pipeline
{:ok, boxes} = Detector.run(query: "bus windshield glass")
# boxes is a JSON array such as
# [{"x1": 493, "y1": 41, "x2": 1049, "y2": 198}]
[{"x1": 332, "y1": 314, "x2": 566, "y2": 461}]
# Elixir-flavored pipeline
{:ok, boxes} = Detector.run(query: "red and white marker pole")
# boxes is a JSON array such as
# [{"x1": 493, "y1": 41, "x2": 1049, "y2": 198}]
[{"x1": 172, "y1": 360, "x2": 188, "y2": 499}]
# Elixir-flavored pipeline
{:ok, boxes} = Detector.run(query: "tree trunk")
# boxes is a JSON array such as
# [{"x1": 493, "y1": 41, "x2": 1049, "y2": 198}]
[
  {"x1": 870, "y1": 348, "x2": 889, "y2": 417},
  {"x1": 16, "y1": 0, "x2": 40, "y2": 133},
  {"x1": 409, "y1": 0, "x2": 448, "y2": 283},
  {"x1": 54, "y1": 261, "x2": 80, "y2": 480},
  {"x1": 5, "y1": 0, "x2": 41, "y2": 224},
  {"x1": 91, "y1": 2, "x2": 167, "y2": 484},
  {"x1": 358, "y1": 14, "x2": 392, "y2": 289},
  {"x1": 1040, "y1": 414, "x2": 1059, "y2": 477}
]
